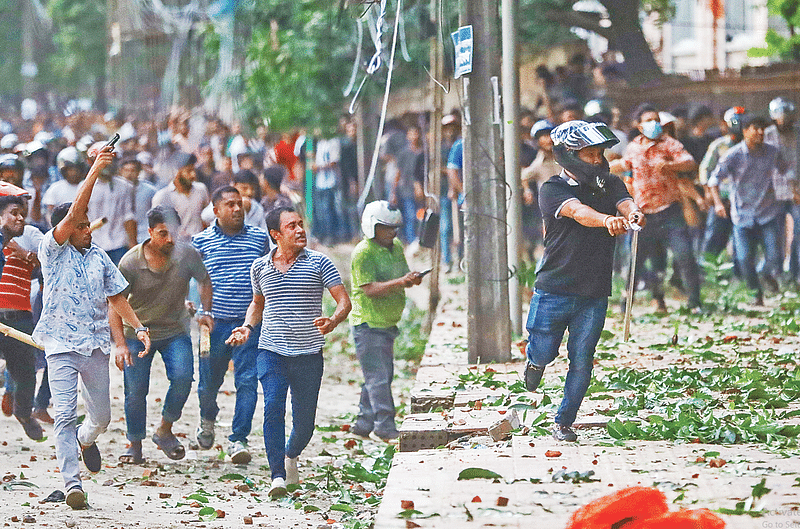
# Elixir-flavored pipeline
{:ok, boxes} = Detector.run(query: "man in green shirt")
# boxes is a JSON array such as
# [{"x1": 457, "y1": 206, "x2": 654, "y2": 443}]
[
  {"x1": 111, "y1": 206, "x2": 214, "y2": 463},
  {"x1": 350, "y1": 201, "x2": 422, "y2": 441}
]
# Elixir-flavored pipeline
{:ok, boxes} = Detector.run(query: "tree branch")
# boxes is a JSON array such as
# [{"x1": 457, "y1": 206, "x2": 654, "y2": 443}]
[{"x1": 543, "y1": 9, "x2": 611, "y2": 39}]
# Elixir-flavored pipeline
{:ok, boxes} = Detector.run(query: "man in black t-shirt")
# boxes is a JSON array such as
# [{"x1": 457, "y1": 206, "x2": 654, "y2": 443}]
[{"x1": 525, "y1": 121, "x2": 645, "y2": 442}]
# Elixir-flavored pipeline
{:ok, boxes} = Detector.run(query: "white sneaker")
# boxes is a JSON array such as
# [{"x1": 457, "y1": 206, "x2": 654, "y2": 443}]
[
  {"x1": 196, "y1": 418, "x2": 215, "y2": 450},
  {"x1": 228, "y1": 440, "x2": 251, "y2": 465},
  {"x1": 285, "y1": 456, "x2": 299, "y2": 485},
  {"x1": 268, "y1": 477, "x2": 286, "y2": 498}
]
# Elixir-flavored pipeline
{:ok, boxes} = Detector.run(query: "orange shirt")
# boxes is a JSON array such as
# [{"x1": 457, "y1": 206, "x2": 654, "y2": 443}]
[{"x1": 620, "y1": 134, "x2": 694, "y2": 214}]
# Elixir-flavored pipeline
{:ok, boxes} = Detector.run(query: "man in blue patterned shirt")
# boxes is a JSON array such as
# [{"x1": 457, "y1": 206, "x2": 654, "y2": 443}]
[
  {"x1": 192, "y1": 186, "x2": 269, "y2": 464},
  {"x1": 33, "y1": 145, "x2": 151, "y2": 510},
  {"x1": 227, "y1": 205, "x2": 351, "y2": 498}
]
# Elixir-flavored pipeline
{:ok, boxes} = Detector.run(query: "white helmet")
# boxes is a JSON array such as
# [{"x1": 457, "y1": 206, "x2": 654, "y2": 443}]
[
  {"x1": 0, "y1": 133, "x2": 18, "y2": 151},
  {"x1": 361, "y1": 200, "x2": 403, "y2": 239},
  {"x1": 56, "y1": 146, "x2": 82, "y2": 170}
]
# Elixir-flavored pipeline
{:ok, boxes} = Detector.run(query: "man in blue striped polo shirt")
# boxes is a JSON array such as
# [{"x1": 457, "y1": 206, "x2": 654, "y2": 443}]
[
  {"x1": 192, "y1": 185, "x2": 269, "y2": 464},
  {"x1": 226, "y1": 205, "x2": 351, "y2": 498}
]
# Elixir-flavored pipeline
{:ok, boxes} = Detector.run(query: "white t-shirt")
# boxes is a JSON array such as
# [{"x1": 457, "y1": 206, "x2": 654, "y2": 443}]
[
  {"x1": 86, "y1": 176, "x2": 136, "y2": 251},
  {"x1": 42, "y1": 180, "x2": 81, "y2": 208},
  {"x1": 152, "y1": 181, "x2": 210, "y2": 239},
  {"x1": 315, "y1": 138, "x2": 341, "y2": 190}
]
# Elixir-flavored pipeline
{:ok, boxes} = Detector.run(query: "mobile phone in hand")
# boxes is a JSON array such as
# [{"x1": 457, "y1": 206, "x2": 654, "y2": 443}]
[{"x1": 418, "y1": 268, "x2": 432, "y2": 278}]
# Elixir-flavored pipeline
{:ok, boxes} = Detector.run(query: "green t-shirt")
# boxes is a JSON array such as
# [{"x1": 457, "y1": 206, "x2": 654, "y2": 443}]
[{"x1": 349, "y1": 237, "x2": 410, "y2": 328}]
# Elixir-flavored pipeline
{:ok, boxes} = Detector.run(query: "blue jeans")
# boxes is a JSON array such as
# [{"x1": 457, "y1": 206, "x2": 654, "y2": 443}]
[
  {"x1": 106, "y1": 246, "x2": 129, "y2": 266},
  {"x1": 123, "y1": 334, "x2": 193, "y2": 441},
  {"x1": 258, "y1": 350, "x2": 323, "y2": 480},
  {"x1": 440, "y1": 197, "x2": 453, "y2": 266},
  {"x1": 313, "y1": 187, "x2": 341, "y2": 243},
  {"x1": 632, "y1": 203, "x2": 702, "y2": 307},
  {"x1": 352, "y1": 324, "x2": 400, "y2": 437},
  {"x1": 197, "y1": 319, "x2": 260, "y2": 443},
  {"x1": 733, "y1": 215, "x2": 782, "y2": 293},
  {"x1": 399, "y1": 196, "x2": 418, "y2": 243},
  {"x1": 702, "y1": 205, "x2": 733, "y2": 258},
  {"x1": 525, "y1": 290, "x2": 607, "y2": 427}
]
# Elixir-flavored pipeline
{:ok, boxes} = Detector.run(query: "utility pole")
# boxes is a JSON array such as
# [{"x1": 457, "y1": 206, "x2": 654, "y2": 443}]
[
  {"x1": 426, "y1": 0, "x2": 443, "y2": 334},
  {"x1": 463, "y1": 0, "x2": 511, "y2": 364},
  {"x1": 502, "y1": 0, "x2": 522, "y2": 336}
]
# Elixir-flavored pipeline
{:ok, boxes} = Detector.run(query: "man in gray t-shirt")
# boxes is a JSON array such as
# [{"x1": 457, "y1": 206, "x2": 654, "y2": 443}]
[{"x1": 111, "y1": 206, "x2": 213, "y2": 464}]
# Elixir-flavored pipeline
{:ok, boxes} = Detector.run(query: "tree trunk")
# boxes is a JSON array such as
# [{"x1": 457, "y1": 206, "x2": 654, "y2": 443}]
[
  {"x1": 600, "y1": 0, "x2": 663, "y2": 87},
  {"x1": 95, "y1": 69, "x2": 107, "y2": 114}
]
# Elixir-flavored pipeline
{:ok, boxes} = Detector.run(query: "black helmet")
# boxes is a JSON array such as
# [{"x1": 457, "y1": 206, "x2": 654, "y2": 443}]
[{"x1": 551, "y1": 120, "x2": 619, "y2": 194}]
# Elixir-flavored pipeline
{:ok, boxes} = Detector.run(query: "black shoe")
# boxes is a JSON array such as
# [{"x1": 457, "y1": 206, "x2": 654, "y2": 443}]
[
  {"x1": 552, "y1": 424, "x2": 578, "y2": 442},
  {"x1": 78, "y1": 433, "x2": 102, "y2": 473},
  {"x1": 375, "y1": 429, "x2": 400, "y2": 442},
  {"x1": 524, "y1": 361, "x2": 545, "y2": 392},
  {"x1": 762, "y1": 274, "x2": 780, "y2": 294},
  {"x1": 16, "y1": 415, "x2": 43, "y2": 441}
]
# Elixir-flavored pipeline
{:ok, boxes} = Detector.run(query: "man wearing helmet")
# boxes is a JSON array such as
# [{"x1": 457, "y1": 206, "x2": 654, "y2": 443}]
[
  {"x1": 708, "y1": 114, "x2": 788, "y2": 305},
  {"x1": 349, "y1": 201, "x2": 423, "y2": 441},
  {"x1": 765, "y1": 97, "x2": 800, "y2": 284},
  {"x1": 525, "y1": 120, "x2": 644, "y2": 442},
  {"x1": 43, "y1": 147, "x2": 86, "y2": 223},
  {"x1": 699, "y1": 107, "x2": 745, "y2": 259}
]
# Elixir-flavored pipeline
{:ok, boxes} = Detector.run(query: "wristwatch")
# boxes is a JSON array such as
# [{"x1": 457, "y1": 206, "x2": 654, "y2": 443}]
[
  {"x1": 244, "y1": 323, "x2": 254, "y2": 332},
  {"x1": 197, "y1": 310, "x2": 213, "y2": 318},
  {"x1": 134, "y1": 326, "x2": 149, "y2": 334}
]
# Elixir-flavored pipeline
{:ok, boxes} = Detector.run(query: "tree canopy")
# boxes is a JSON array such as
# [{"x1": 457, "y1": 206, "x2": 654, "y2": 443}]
[{"x1": 749, "y1": 0, "x2": 800, "y2": 61}]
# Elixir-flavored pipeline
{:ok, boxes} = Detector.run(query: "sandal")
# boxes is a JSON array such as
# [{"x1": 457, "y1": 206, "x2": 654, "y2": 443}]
[
  {"x1": 119, "y1": 445, "x2": 145, "y2": 465},
  {"x1": 152, "y1": 432, "x2": 185, "y2": 460}
]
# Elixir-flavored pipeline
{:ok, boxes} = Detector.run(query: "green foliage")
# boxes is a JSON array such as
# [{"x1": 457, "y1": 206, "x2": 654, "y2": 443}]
[
  {"x1": 242, "y1": 0, "x2": 429, "y2": 132},
  {"x1": 749, "y1": 0, "x2": 800, "y2": 61},
  {"x1": 46, "y1": 0, "x2": 106, "y2": 93},
  {"x1": 0, "y1": 0, "x2": 22, "y2": 97}
]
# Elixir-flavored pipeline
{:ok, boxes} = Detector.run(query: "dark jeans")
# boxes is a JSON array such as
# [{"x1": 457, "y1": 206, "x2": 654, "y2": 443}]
[
  {"x1": 631, "y1": 203, "x2": 702, "y2": 308},
  {"x1": 123, "y1": 334, "x2": 194, "y2": 441},
  {"x1": 0, "y1": 311, "x2": 36, "y2": 419},
  {"x1": 258, "y1": 350, "x2": 323, "y2": 480},
  {"x1": 398, "y1": 196, "x2": 418, "y2": 243},
  {"x1": 702, "y1": 204, "x2": 734, "y2": 258},
  {"x1": 198, "y1": 319, "x2": 260, "y2": 443},
  {"x1": 525, "y1": 290, "x2": 607, "y2": 427},
  {"x1": 733, "y1": 215, "x2": 782, "y2": 294},
  {"x1": 352, "y1": 323, "x2": 400, "y2": 437},
  {"x1": 106, "y1": 246, "x2": 129, "y2": 266}
]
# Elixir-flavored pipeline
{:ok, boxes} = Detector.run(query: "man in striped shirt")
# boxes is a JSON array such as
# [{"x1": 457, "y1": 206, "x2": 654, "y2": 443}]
[
  {"x1": 192, "y1": 186, "x2": 269, "y2": 464},
  {"x1": 0, "y1": 192, "x2": 44, "y2": 440},
  {"x1": 227, "y1": 205, "x2": 351, "y2": 498}
]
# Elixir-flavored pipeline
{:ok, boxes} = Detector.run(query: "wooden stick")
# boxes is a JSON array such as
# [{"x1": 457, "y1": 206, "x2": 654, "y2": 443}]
[
  {"x1": 199, "y1": 324, "x2": 210, "y2": 357},
  {"x1": 623, "y1": 229, "x2": 640, "y2": 342},
  {"x1": 90, "y1": 217, "x2": 108, "y2": 232},
  {"x1": 0, "y1": 321, "x2": 43, "y2": 350}
]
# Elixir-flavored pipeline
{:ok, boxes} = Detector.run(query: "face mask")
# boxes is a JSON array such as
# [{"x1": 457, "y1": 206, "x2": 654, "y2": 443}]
[{"x1": 641, "y1": 120, "x2": 663, "y2": 140}]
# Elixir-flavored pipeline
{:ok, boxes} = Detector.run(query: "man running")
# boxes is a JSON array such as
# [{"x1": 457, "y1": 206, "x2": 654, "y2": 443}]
[
  {"x1": 112, "y1": 206, "x2": 213, "y2": 463},
  {"x1": 33, "y1": 145, "x2": 150, "y2": 510}
]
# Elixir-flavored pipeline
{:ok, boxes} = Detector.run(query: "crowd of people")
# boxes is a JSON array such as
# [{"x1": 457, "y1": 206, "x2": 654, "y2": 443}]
[{"x1": 0, "y1": 77, "x2": 796, "y2": 505}]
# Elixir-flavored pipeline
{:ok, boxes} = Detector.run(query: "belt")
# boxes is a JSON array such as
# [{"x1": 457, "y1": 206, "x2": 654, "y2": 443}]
[{"x1": 0, "y1": 310, "x2": 31, "y2": 321}]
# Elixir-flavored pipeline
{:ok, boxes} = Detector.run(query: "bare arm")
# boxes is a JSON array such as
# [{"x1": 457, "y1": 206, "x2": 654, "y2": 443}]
[
  {"x1": 53, "y1": 146, "x2": 114, "y2": 246},
  {"x1": 124, "y1": 219, "x2": 137, "y2": 248},
  {"x1": 560, "y1": 199, "x2": 628, "y2": 236},
  {"x1": 361, "y1": 272, "x2": 422, "y2": 298},
  {"x1": 447, "y1": 168, "x2": 463, "y2": 198},
  {"x1": 225, "y1": 293, "x2": 265, "y2": 346},
  {"x1": 198, "y1": 277, "x2": 214, "y2": 331},
  {"x1": 110, "y1": 309, "x2": 134, "y2": 371},
  {"x1": 107, "y1": 293, "x2": 150, "y2": 356},
  {"x1": 663, "y1": 158, "x2": 697, "y2": 174},
  {"x1": 313, "y1": 283, "x2": 351, "y2": 335}
]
